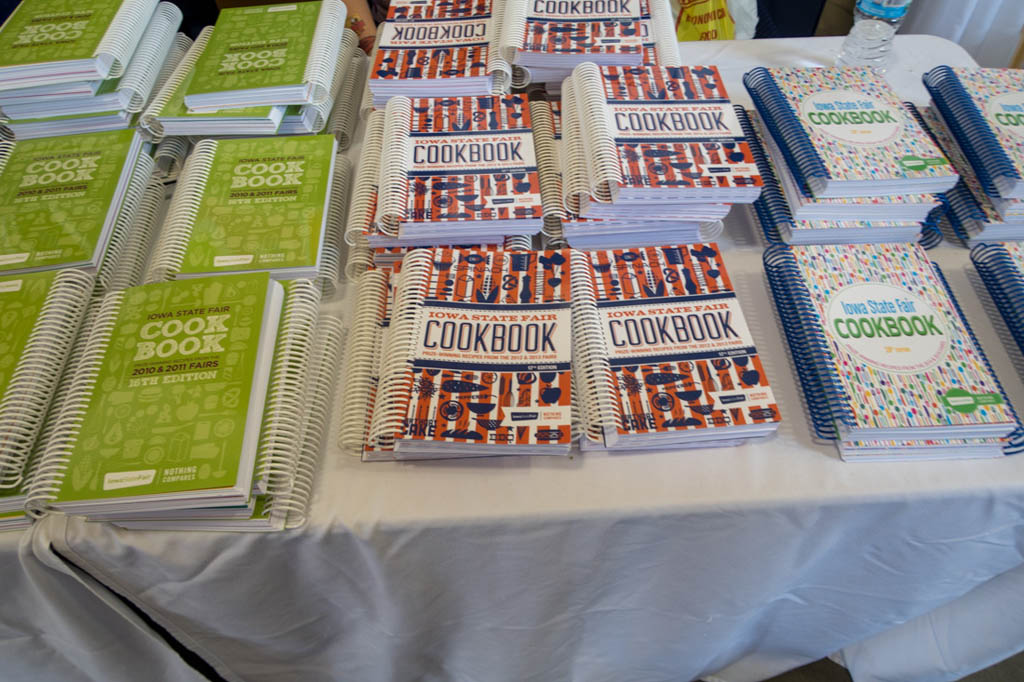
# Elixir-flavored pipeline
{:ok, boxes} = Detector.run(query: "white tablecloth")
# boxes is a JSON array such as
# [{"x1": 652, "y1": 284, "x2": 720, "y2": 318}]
[{"x1": 15, "y1": 36, "x2": 1024, "y2": 682}]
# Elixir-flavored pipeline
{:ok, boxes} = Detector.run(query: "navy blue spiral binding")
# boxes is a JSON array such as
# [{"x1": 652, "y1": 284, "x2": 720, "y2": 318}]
[
  {"x1": 932, "y1": 257, "x2": 1024, "y2": 454},
  {"x1": 743, "y1": 68, "x2": 830, "y2": 196},
  {"x1": 918, "y1": 209, "x2": 944, "y2": 250},
  {"x1": 972, "y1": 242, "x2": 1024, "y2": 365},
  {"x1": 923, "y1": 66, "x2": 1022, "y2": 199},
  {"x1": 905, "y1": 100, "x2": 988, "y2": 244},
  {"x1": 737, "y1": 106, "x2": 789, "y2": 244},
  {"x1": 763, "y1": 245, "x2": 856, "y2": 440}
]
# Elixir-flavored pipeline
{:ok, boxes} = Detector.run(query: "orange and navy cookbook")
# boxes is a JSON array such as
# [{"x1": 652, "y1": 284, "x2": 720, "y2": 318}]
[
  {"x1": 562, "y1": 63, "x2": 762, "y2": 221},
  {"x1": 365, "y1": 247, "x2": 574, "y2": 458},
  {"x1": 372, "y1": 95, "x2": 544, "y2": 245},
  {"x1": 575, "y1": 244, "x2": 780, "y2": 449}
]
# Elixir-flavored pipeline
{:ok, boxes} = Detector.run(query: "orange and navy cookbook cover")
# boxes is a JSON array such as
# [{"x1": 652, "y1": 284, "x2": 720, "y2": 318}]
[
  {"x1": 519, "y1": 0, "x2": 644, "y2": 58},
  {"x1": 587, "y1": 244, "x2": 780, "y2": 440},
  {"x1": 602, "y1": 65, "x2": 762, "y2": 193},
  {"x1": 397, "y1": 248, "x2": 573, "y2": 450},
  {"x1": 372, "y1": 0, "x2": 493, "y2": 82},
  {"x1": 403, "y1": 95, "x2": 544, "y2": 226}
]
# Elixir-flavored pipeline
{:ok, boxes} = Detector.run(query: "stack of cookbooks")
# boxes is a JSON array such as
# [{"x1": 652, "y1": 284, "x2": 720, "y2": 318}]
[
  {"x1": 766, "y1": 241, "x2": 1021, "y2": 460},
  {"x1": 354, "y1": 94, "x2": 544, "y2": 247},
  {"x1": 744, "y1": 66, "x2": 959, "y2": 245},
  {"x1": 343, "y1": 247, "x2": 574, "y2": 460},
  {"x1": 141, "y1": 14, "x2": 361, "y2": 142},
  {"x1": 366, "y1": 0, "x2": 508, "y2": 109},
  {"x1": 0, "y1": 0, "x2": 187, "y2": 139},
  {"x1": 922, "y1": 67, "x2": 1024, "y2": 244},
  {"x1": 558, "y1": 63, "x2": 762, "y2": 247}
]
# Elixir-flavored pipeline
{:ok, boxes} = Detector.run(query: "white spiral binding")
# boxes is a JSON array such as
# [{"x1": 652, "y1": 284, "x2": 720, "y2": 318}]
[
  {"x1": 140, "y1": 26, "x2": 212, "y2": 142},
  {"x1": 116, "y1": 2, "x2": 182, "y2": 113},
  {"x1": 255, "y1": 279, "x2": 321, "y2": 504},
  {"x1": 699, "y1": 220, "x2": 725, "y2": 242},
  {"x1": 328, "y1": 52, "x2": 367, "y2": 150},
  {"x1": 647, "y1": 0, "x2": 681, "y2": 67},
  {"x1": 108, "y1": 174, "x2": 167, "y2": 291},
  {"x1": 265, "y1": 315, "x2": 345, "y2": 529},
  {"x1": 302, "y1": 29, "x2": 360, "y2": 133},
  {"x1": 153, "y1": 136, "x2": 190, "y2": 182},
  {"x1": 318, "y1": 156, "x2": 352, "y2": 298},
  {"x1": 93, "y1": 0, "x2": 159, "y2": 79},
  {"x1": 25, "y1": 290, "x2": 127, "y2": 516},
  {"x1": 145, "y1": 139, "x2": 218, "y2": 283},
  {"x1": 569, "y1": 249, "x2": 620, "y2": 443},
  {"x1": 360, "y1": 31, "x2": 382, "y2": 119},
  {"x1": 344, "y1": 110, "x2": 385, "y2": 247},
  {"x1": 541, "y1": 216, "x2": 568, "y2": 248},
  {"x1": 0, "y1": 141, "x2": 13, "y2": 178},
  {"x1": 0, "y1": 270, "x2": 94, "y2": 488},
  {"x1": 572, "y1": 62, "x2": 621, "y2": 204},
  {"x1": 337, "y1": 269, "x2": 389, "y2": 449},
  {"x1": 343, "y1": 236, "x2": 374, "y2": 281},
  {"x1": 487, "y1": 0, "x2": 512, "y2": 93},
  {"x1": 511, "y1": 65, "x2": 531, "y2": 89},
  {"x1": 303, "y1": 0, "x2": 349, "y2": 106},
  {"x1": 530, "y1": 100, "x2": 565, "y2": 219},
  {"x1": 498, "y1": 0, "x2": 528, "y2": 64},
  {"x1": 503, "y1": 234, "x2": 533, "y2": 251},
  {"x1": 0, "y1": 126, "x2": 13, "y2": 143},
  {"x1": 375, "y1": 96, "x2": 412, "y2": 236},
  {"x1": 366, "y1": 249, "x2": 433, "y2": 448},
  {"x1": 151, "y1": 32, "x2": 193, "y2": 102},
  {"x1": 560, "y1": 78, "x2": 591, "y2": 215},
  {"x1": 95, "y1": 153, "x2": 156, "y2": 293}
]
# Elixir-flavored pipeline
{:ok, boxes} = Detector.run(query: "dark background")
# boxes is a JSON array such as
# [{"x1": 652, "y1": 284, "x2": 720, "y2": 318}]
[{"x1": 0, "y1": 0, "x2": 829, "y2": 40}]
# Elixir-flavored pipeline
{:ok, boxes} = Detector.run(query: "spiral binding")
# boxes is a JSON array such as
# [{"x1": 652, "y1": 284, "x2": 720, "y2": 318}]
[
  {"x1": 530, "y1": 100, "x2": 564, "y2": 219},
  {"x1": 301, "y1": 29, "x2": 359, "y2": 134},
  {"x1": 337, "y1": 269, "x2": 389, "y2": 450},
  {"x1": 25, "y1": 290, "x2": 127, "y2": 516},
  {"x1": 366, "y1": 250, "x2": 433, "y2": 448},
  {"x1": 698, "y1": 220, "x2": 725, "y2": 242},
  {"x1": 109, "y1": 174, "x2": 167, "y2": 292},
  {"x1": 375, "y1": 96, "x2": 413, "y2": 235},
  {"x1": 923, "y1": 66, "x2": 1022, "y2": 199},
  {"x1": 151, "y1": 33, "x2": 193, "y2": 102},
  {"x1": 255, "y1": 280, "x2": 321, "y2": 510},
  {"x1": 93, "y1": 0, "x2": 159, "y2": 79},
  {"x1": 343, "y1": 235, "x2": 374, "y2": 281},
  {"x1": 502, "y1": 234, "x2": 533, "y2": 250},
  {"x1": 95, "y1": 153, "x2": 156, "y2": 293},
  {"x1": 541, "y1": 216, "x2": 568, "y2": 248},
  {"x1": 318, "y1": 156, "x2": 352, "y2": 297},
  {"x1": 264, "y1": 315, "x2": 345, "y2": 528},
  {"x1": 560, "y1": 78, "x2": 590, "y2": 215},
  {"x1": 568, "y1": 249, "x2": 620, "y2": 443},
  {"x1": 917, "y1": 210, "x2": 944, "y2": 250},
  {"x1": 647, "y1": 0, "x2": 682, "y2": 67},
  {"x1": 344, "y1": 110, "x2": 385, "y2": 247},
  {"x1": 145, "y1": 139, "x2": 218, "y2": 282},
  {"x1": 115, "y1": 2, "x2": 182, "y2": 113},
  {"x1": 359, "y1": 32, "x2": 381, "y2": 119},
  {"x1": 498, "y1": 0, "x2": 527, "y2": 65},
  {"x1": 488, "y1": 0, "x2": 512, "y2": 94},
  {"x1": 572, "y1": 62, "x2": 622, "y2": 204},
  {"x1": 140, "y1": 26, "x2": 212, "y2": 142},
  {"x1": 153, "y1": 136, "x2": 190, "y2": 183},
  {"x1": 303, "y1": 0, "x2": 349, "y2": 106},
  {"x1": 743, "y1": 67, "x2": 830, "y2": 197},
  {"x1": 740, "y1": 106, "x2": 792, "y2": 245},
  {"x1": 971, "y1": 243, "x2": 1024, "y2": 364},
  {"x1": 0, "y1": 141, "x2": 13, "y2": 179},
  {"x1": 762, "y1": 245, "x2": 855, "y2": 440},
  {"x1": 930, "y1": 259, "x2": 1024, "y2": 454},
  {"x1": 511, "y1": 66, "x2": 531, "y2": 89},
  {"x1": 327, "y1": 50, "x2": 367, "y2": 150},
  {"x1": 0, "y1": 270, "x2": 94, "y2": 488}
]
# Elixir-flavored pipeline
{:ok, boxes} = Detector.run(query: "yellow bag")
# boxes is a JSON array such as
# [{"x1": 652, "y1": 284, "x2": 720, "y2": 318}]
[{"x1": 674, "y1": 0, "x2": 736, "y2": 41}]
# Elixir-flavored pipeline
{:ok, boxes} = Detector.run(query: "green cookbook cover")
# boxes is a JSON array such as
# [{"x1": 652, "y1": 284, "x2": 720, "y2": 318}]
[
  {"x1": 186, "y1": 2, "x2": 321, "y2": 97},
  {"x1": 173, "y1": 134, "x2": 336, "y2": 275},
  {"x1": 0, "y1": 0, "x2": 122, "y2": 67},
  {"x1": 53, "y1": 272, "x2": 281, "y2": 504},
  {"x1": 0, "y1": 128, "x2": 137, "y2": 273}
]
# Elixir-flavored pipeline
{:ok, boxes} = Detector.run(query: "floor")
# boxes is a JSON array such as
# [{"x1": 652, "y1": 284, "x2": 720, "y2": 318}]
[{"x1": 765, "y1": 651, "x2": 1024, "y2": 682}]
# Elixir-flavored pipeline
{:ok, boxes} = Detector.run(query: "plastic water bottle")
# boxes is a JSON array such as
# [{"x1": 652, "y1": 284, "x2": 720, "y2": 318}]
[{"x1": 837, "y1": 0, "x2": 913, "y2": 71}]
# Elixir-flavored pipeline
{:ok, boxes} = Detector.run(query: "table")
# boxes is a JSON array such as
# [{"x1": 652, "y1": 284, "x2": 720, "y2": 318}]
[{"x1": 18, "y1": 35, "x2": 1024, "y2": 682}]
